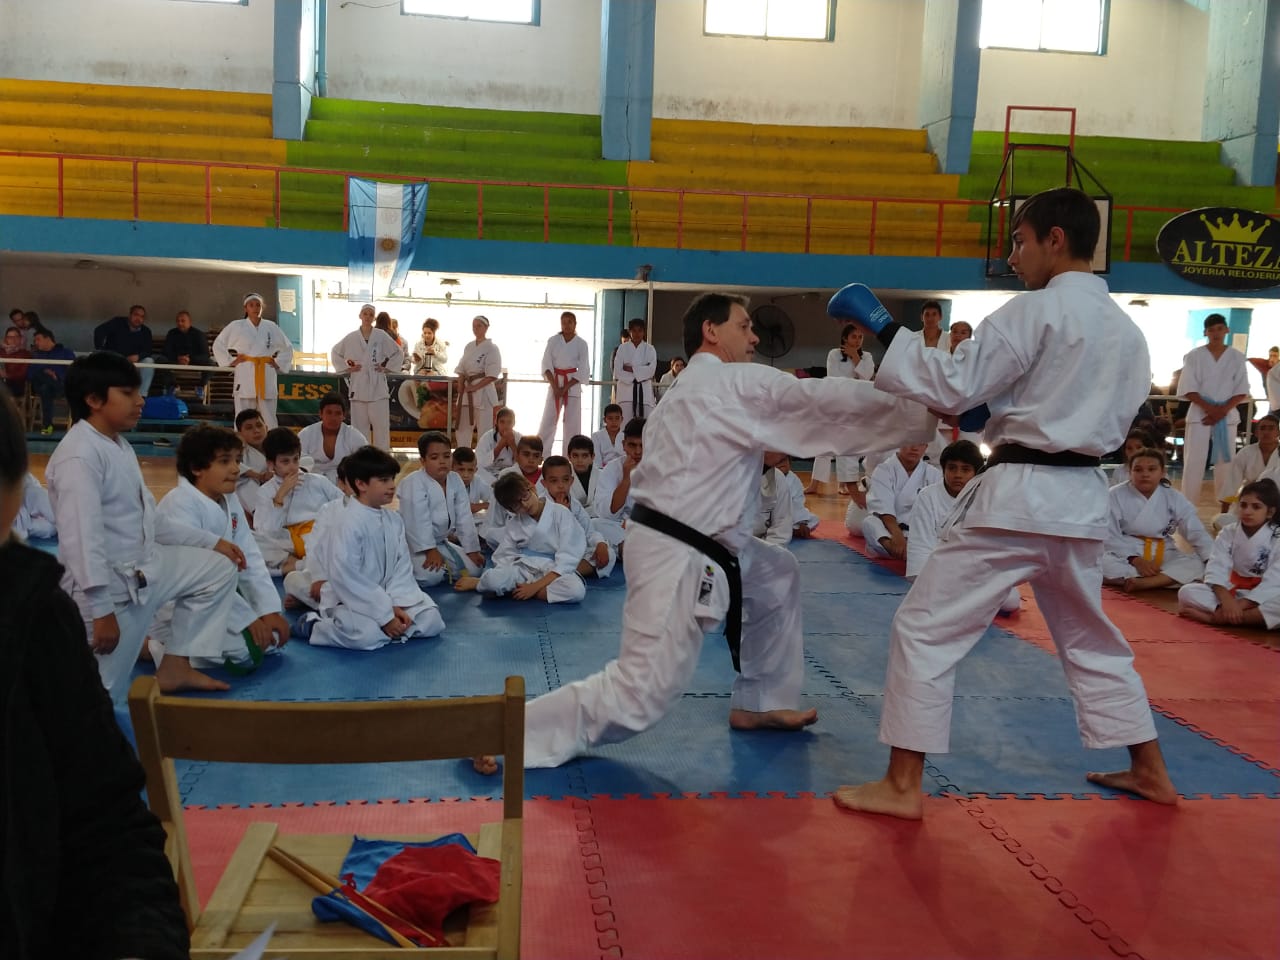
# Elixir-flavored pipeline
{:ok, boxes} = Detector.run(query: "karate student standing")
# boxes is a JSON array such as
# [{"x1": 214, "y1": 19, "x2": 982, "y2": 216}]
[
  {"x1": 612, "y1": 318, "x2": 657, "y2": 422},
  {"x1": 1177, "y1": 313, "x2": 1250, "y2": 508},
  {"x1": 829, "y1": 187, "x2": 1177, "y2": 818},
  {"x1": 453, "y1": 315, "x2": 503, "y2": 447},
  {"x1": 537, "y1": 310, "x2": 592, "y2": 454},
  {"x1": 44, "y1": 353, "x2": 239, "y2": 700},
  {"x1": 331, "y1": 303, "x2": 404, "y2": 451},
  {"x1": 212, "y1": 293, "x2": 293, "y2": 428}
]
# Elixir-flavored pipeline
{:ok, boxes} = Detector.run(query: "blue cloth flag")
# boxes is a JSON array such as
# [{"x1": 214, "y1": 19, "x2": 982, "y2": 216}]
[{"x1": 347, "y1": 177, "x2": 429, "y2": 302}]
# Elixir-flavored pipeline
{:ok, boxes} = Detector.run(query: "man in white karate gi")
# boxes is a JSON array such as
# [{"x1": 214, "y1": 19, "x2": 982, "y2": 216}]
[
  {"x1": 829, "y1": 187, "x2": 1177, "y2": 819},
  {"x1": 1178, "y1": 313, "x2": 1250, "y2": 508},
  {"x1": 331, "y1": 304, "x2": 404, "y2": 451},
  {"x1": 612, "y1": 318, "x2": 657, "y2": 422},
  {"x1": 212, "y1": 293, "x2": 294, "y2": 428},
  {"x1": 537, "y1": 311, "x2": 591, "y2": 454},
  {"x1": 519, "y1": 292, "x2": 935, "y2": 768}
]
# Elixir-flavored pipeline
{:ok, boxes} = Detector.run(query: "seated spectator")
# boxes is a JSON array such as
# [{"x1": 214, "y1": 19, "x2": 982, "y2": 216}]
[
  {"x1": 234, "y1": 408, "x2": 271, "y2": 519},
  {"x1": 12, "y1": 471, "x2": 56, "y2": 541},
  {"x1": 1214, "y1": 414, "x2": 1280, "y2": 530},
  {"x1": 566, "y1": 433, "x2": 599, "y2": 512},
  {"x1": 474, "y1": 406, "x2": 521, "y2": 485},
  {"x1": 10, "y1": 308, "x2": 34, "y2": 348},
  {"x1": 775, "y1": 454, "x2": 820, "y2": 539},
  {"x1": 1110, "y1": 428, "x2": 1155, "y2": 487},
  {"x1": 94, "y1": 305, "x2": 156, "y2": 397},
  {"x1": 754, "y1": 453, "x2": 795, "y2": 546},
  {"x1": 656, "y1": 356, "x2": 685, "y2": 400},
  {"x1": 591, "y1": 416, "x2": 643, "y2": 550},
  {"x1": 397, "y1": 430, "x2": 484, "y2": 587},
  {"x1": 27, "y1": 327, "x2": 76, "y2": 435},
  {"x1": 1, "y1": 326, "x2": 31, "y2": 395},
  {"x1": 481, "y1": 434, "x2": 545, "y2": 549},
  {"x1": 159, "y1": 309, "x2": 213, "y2": 399},
  {"x1": 856, "y1": 443, "x2": 940, "y2": 560},
  {"x1": 298, "y1": 392, "x2": 368, "y2": 483},
  {"x1": 541, "y1": 454, "x2": 616, "y2": 580},
  {"x1": 452, "y1": 445, "x2": 490, "y2": 516}
]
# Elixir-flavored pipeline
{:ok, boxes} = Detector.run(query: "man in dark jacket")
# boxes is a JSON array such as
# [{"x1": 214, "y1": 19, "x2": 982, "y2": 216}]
[
  {"x1": 94, "y1": 304, "x2": 155, "y2": 396},
  {"x1": 159, "y1": 309, "x2": 213, "y2": 399},
  {"x1": 27, "y1": 327, "x2": 76, "y2": 434}
]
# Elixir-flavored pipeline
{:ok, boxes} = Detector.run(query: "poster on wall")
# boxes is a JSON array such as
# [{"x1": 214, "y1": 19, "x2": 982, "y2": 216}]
[{"x1": 1156, "y1": 207, "x2": 1280, "y2": 291}]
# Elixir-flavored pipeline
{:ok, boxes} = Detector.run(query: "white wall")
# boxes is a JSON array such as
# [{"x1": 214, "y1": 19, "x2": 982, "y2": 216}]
[
  {"x1": 653, "y1": 0, "x2": 925, "y2": 127},
  {"x1": 325, "y1": 0, "x2": 601, "y2": 112},
  {"x1": 0, "y1": 0, "x2": 274, "y2": 92},
  {"x1": 975, "y1": 0, "x2": 1208, "y2": 139}
]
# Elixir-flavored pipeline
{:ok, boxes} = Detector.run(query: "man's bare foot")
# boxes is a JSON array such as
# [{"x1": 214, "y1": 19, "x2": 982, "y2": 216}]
[
  {"x1": 155, "y1": 657, "x2": 231, "y2": 693},
  {"x1": 1085, "y1": 769, "x2": 1179, "y2": 804},
  {"x1": 729, "y1": 707, "x2": 818, "y2": 731},
  {"x1": 472, "y1": 755, "x2": 499, "y2": 776},
  {"x1": 832, "y1": 780, "x2": 924, "y2": 820},
  {"x1": 454, "y1": 575, "x2": 480, "y2": 592}
]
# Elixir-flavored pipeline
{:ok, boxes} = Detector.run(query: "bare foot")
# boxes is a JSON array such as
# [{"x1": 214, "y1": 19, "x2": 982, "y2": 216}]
[
  {"x1": 454, "y1": 575, "x2": 480, "y2": 592},
  {"x1": 729, "y1": 707, "x2": 818, "y2": 731},
  {"x1": 1179, "y1": 607, "x2": 1214, "y2": 623},
  {"x1": 472, "y1": 755, "x2": 499, "y2": 776},
  {"x1": 155, "y1": 657, "x2": 231, "y2": 694},
  {"x1": 832, "y1": 780, "x2": 924, "y2": 820},
  {"x1": 1085, "y1": 769, "x2": 1179, "y2": 804},
  {"x1": 283, "y1": 594, "x2": 301, "y2": 609},
  {"x1": 803, "y1": 484, "x2": 820, "y2": 495},
  {"x1": 281, "y1": 556, "x2": 298, "y2": 575}
]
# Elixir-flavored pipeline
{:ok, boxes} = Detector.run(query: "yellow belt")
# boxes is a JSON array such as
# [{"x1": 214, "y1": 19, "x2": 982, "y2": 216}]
[
  {"x1": 1141, "y1": 537, "x2": 1165, "y2": 567},
  {"x1": 241, "y1": 355, "x2": 273, "y2": 400},
  {"x1": 286, "y1": 520, "x2": 314, "y2": 558}
]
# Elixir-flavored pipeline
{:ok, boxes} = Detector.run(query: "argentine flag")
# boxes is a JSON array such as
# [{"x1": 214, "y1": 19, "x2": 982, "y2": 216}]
[{"x1": 347, "y1": 178, "x2": 429, "y2": 302}]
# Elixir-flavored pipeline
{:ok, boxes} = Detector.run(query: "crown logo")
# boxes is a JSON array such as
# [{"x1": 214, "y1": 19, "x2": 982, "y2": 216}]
[{"x1": 1200, "y1": 212, "x2": 1269, "y2": 244}]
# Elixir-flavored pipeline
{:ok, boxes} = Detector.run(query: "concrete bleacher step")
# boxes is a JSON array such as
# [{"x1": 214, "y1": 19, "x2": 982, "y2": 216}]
[
  {"x1": 629, "y1": 165, "x2": 958, "y2": 197},
  {"x1": 648, "y1": 142, "x2": 937, "y2": 175},
  {"x1": 0, "y1": 78, "x2": 271, "y2": 116},
  {"x1": 0, "y1": 100, "x2": 270, "y2": 139},
  {"x1": 651, "y1": 118, "x2": 928, "y2": 152},
  {"x1": 304, "y1": 119, "x2": 603, "y2": 159},
  {"x1": 0, "y1": 122, "x2": 285, "y2": 165},
  {"x1": 309, "y1": 97, "x2": 601, "y2": 135}
]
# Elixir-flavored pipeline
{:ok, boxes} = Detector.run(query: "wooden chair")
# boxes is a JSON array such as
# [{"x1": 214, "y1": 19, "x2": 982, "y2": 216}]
[{"x1": 128, "y1": 675, "x2": 525, "y2": 959}]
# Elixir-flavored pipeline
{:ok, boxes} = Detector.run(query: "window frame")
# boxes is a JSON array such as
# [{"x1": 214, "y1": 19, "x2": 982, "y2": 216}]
[
  {"x1": 170, "y1": 0, "x2": 248, "y2": 5},
  {"x1": 400, "y1": 0, "x2": 540, "y2": 27},
  {"x1": 702, "y1": 0, "x2": 836, "y2": 43},
  {"x1": 979, "y1": 0, "x2": 1110, "y2": 56}
]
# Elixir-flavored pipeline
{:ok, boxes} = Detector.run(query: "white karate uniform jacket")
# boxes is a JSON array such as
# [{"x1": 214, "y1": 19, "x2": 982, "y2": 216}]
[
  {"x1": 282, "y1": 495, "x2": 349, "y2": 609},
  {"x1": 1178, "y1": 520, "x2": 1280, "y2": 628},
  {"x1": 571, "y1": 466, "x2": 600, "y2": 515},
  {"x1": 592, "y1": 457, "x2": 636, "y2": 547},
  {"x1": 557, "y1": 494, "x2": 617, "y2": 578},
  {"x1": 475, "y1": 428, "x2": 522, "y2": 483},
  {"x1": 591, "y1": 428, "x2": 625, "y2": 469},
  {"x1": 541, "y1": 334, "x2": 590, "y2": 399},
  {"x1": 453, "y1": 338, "x2": 503, "y2": 409},
  {"x1": 298, "y1": 421, "x2": 368, "y2": 482},
  {"x1": 1179, "y1": 344, "x2": 1250, "y2": 432},
  {"x1": 254, "y1": 471, "x2": 344, "y2": 567},
  {"x1": 13, "y1": 473, "x2": 55, "y2": 540},
  {"x1": 212, "y1": 318, "x2": 294, "y2": 401},
  {"x1": 1103, "y1": 481, "x2": 1213, "y2": 583},
  {"x1": 613, "y1": 340, "x2": 658, "y2": 415},
  {"x1": 397, "y1": 469, "x2": 483, "y2": 584},
  {"x1": 331, "y1": 328, "x2": 404, "y2": 403},
  {"x1": 478, "y1": 500, "x2": 587, "y2": 603},
  {"x1": 236, "y1": 443, "x2": 270, "y2": 517},
  {"x1": 866, "y1": 456, "x2": 942, "y2": 527},
  {"x1": 753, "y1": 467, "x2": 794, "y2": 546},
  {"x1": 782, "y1": 469, "x2": 821, "y2": 533}
]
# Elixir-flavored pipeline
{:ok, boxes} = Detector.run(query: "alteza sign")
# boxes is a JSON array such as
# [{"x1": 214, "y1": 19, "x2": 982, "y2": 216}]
[{"x1": 1156, "y1": 207, "x2": 1280, "y2": 290}]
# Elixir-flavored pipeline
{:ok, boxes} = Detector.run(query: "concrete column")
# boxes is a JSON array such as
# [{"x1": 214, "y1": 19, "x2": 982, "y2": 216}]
[
  {"x1": 917, "y1": 0, "x2": 981, "y2": 174},
  {"x1": 1202, "y1": 0, "x2": 1280, "y2": 187},
  {"x1": 600, "y1": 0, "x2": 655, "y2": 161},
  {"x1": 273, "y1": 0, "x2": 317, "y2": 141}
]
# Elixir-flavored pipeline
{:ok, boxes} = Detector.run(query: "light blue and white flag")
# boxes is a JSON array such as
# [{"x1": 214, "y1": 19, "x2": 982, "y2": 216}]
[{"x1": 347, "y1": 177, "x2": 429, "y2": 302}]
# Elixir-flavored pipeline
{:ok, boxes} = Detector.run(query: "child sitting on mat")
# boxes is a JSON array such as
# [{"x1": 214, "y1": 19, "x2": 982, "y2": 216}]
[
  {"x1": 592, "y1": 417, "x2": 644, "y2": 551},
  {"x1": 398, "y1": 430, "x2": 485, "y2": 586},
  {"x1": 254, "y1": 427, "x2": 343, "y2": 574},
  {"x1": 282, "y1": 460, "x2": 351, "y2": 612},
  {"x1": 481, "y1": 434, "x2": 546, "y2": 548},
  {"x1": 541, "y1": 454, "x2": 616, "y2": 579}
]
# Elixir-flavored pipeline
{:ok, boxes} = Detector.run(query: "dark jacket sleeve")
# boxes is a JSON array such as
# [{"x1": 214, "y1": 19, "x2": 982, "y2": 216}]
[{"x1": 22, "y1": 582, "x2": 190, "y2": 959}]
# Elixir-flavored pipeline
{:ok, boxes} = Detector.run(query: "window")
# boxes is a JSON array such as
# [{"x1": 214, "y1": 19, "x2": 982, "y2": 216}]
[
  {"x1": 979, "y1": 0, "x2": 1108, "y2": 55},
  {"x1": 402, "y1": 0, "x2": 538, "y2": 25},
  {"x1": 704, "y1": 0, "x2": 834, "y2": 41}
]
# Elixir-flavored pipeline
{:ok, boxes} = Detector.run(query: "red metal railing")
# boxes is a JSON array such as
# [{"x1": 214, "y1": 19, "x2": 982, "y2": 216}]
[{"x1": 0, "y1": 147, "x2": 1212, "y2": 261}]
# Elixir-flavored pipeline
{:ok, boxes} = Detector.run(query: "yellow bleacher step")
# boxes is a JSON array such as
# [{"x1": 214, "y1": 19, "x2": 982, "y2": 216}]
[
  {"x1": 629, "y1": 166, "x2": 961, "y2": 199},
  {"x1": 0, "y1": 156, "x2": 278, "y2": 191},
  {"x1": 651, "y1": 118, "x2": 928, "y2": 152},
  {"x1": 0, "y1": 100, "x2": 271, "y2": 138},
  {"x1": 0, "y1": 78, "x2": 271, "y2": 116},
  {"x1": 647, "y1": 144, "x2": 936, "y2": 175},
  {"x1": 0, "y1": 189, "x2": 272, "y2": 227},
  {"x1": 0, "y1": 123, "x2": 286, "y2": 165}
]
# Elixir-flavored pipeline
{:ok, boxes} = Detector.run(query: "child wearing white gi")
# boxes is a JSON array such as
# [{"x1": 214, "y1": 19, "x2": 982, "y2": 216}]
[
  {"x1": 254, "y1": 427, "x2": 344, "y2": 574},
  {"x1": 456, "y1": 471, "x2": 587, "y2": 603},
  {"x1": 1178, "y1": 478, "x2": 1280, "y2": 628},
  {"x1": 566, "y1": 433, "x2": 600, "y2": 513},
  {"x1": 12, "y1": 472, "x2": 55, "y2": 541},
  {"x1": 282, "y1": 463, "x2": 350, "y2": 612},
  {"x1": 452, "y1": 446, "x2": 491, "y2": 516},
  {"x1": 474, "y1": 406, "x2": 521, "y2": 485},
  {"x1": 398, "y1": 430, "x2": 484, "y2": 587},
  {"x1": 860, "y1": 443, "x2": 941, "y2": 560},
  {"x1": 234, "y1": 408, "x2": 272, "y2": 519},
  {"x1": 754, "y1": 454, "x2": 795, "y2": 547},
  {"x1": 45, "y1": 352, "x2": 239, "y2": 700},
  {"x1": 1214, "y1": 414, "x2": 1280, "y2": 531},
  {"x1": 907, "y1": 441, "x2": 1021, "y2": 615},
  {"x1": 776, "y1": 455, "x2": 820, "y2": 539},
  {"x1": 297, "y1": 392, "x2": 368, "y2": 482},
  {"x1": 1109, "y1": 428, "x2": 1154, "y2": 488},
  {"x1": 1102, "y1": 447, "x2": 1213, "y2": 592},
  {"x1": 296, "y1": 445, "x2": 445, "y2": 649},
  {"x1": 613, "y1": 318, "x2": 657, "y2": 422},
  {"x1": 481, "y1": 435, "x2": 546, "y2": 549},
  {"x1": 808, "y1": 324, "x2": 875, "y2": 495},
  {"x1": 542, "y1": 455, "x2": 616, "y2": 579},
  {"x1": 592, "y1": 417, "x2": 643, "y2": 549},
  {"x1": 151, "y1": 426, "x2": 290, "y2": 668},
  {"x1": 591, "y1": 404, "x2": 625, "y2": 469},
  {"x1": 330, "y1": 304, "x2": 404, "y2": 451}
]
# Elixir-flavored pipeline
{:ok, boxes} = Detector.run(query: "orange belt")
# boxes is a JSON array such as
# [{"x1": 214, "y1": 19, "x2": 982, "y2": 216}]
[
  {"x1": 553, "y1": 367, "x2": 577, "y2": 414},
  {"x1": 1229, "y1": 570, "x2": 1262, "y2": 594},
  {"x1": 241, "y1": 355, "x2": 273, "y2": 400},
  {"x1": 286, "y1": 520, "x2": 315, "y2": 558},
  {"x1": 1141, "y1": 537, "x2": 1165, "y2": 568}
]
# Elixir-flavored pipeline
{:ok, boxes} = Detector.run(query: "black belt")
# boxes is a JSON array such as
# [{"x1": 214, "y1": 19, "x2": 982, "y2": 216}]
[
  {"x1": 632, "y1": 379, "x2": 647, "y2": 418},
  {"x1": 986, "y1": 443, "x2": 1101, "y2": 469},
  {"x1": 629, "y1": 503, "x2": 742, "y2": 672}
]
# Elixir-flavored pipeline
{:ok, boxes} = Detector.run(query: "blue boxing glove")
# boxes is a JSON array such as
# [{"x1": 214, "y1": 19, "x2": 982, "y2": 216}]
[
  {"x1": 956, "y1": 404, "x2": 991, "y2": 433},
  {"x1": 828, "y1": 283, "x2": 893, "y2": 335}
]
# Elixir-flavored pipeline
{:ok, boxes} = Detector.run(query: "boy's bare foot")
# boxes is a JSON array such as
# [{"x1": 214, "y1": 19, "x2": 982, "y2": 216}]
[
  {"x1": 283, "y1": 594, "x2": 301, "y2": 609},
  {"x1": 281, "y1": 556, "x2": 298, "y2": 575},
  {"x1": 832, "y1": 780, "x2": 924, "y2": 820},
  {"x1": 472, "y1": 755, "x2": 499, "y2": 776},
  {"x1": 729, "y1": 707, "x2": 818, "y2": 731},
  {"x1": 155, "y1": 657, "x2": 231, "y2": 694},
  {"x1": 1179, "y1": 607, "x2": 1214, "y2": 623},
  {"x1": 454, "y1": 575, "x2": 480, "y2": 592},
  {"x1": 1086, "y1": 739, "x2": 1178, "y2": 805}
]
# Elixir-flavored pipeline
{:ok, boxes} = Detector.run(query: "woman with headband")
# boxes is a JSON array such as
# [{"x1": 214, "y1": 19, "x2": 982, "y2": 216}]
[
  {"x1": 212, "y1": 293, "x2": 294, "y2": 428},
  {"x1": 452, "y1": 315, "x2": 503, "y2": 447}
]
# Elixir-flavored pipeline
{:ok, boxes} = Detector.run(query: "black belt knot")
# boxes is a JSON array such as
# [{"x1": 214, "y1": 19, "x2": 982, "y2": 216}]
[{"x1": 986, "y1": 443, "x2": 1102, "y2": 469}]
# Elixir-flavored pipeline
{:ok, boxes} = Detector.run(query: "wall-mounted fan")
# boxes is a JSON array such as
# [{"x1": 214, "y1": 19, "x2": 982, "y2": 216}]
[{"x1": 751, "y1": 304, "x2": 796, "y2": 364}]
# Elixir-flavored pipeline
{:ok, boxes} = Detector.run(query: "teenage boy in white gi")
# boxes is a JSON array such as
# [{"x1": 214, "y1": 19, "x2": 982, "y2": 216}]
[
  {"x1": 861, "y1": 443, "x2": 941, "y2": 560},
  {"x1": 298, "y1": 392, "x2": 368, "y2": 482},
  {"x1": 212, "y1": 293, "x2": 294, "y2": 427},
  {"x1": 538, "y1": 311, "x2": 591, "y2": 454},
  {"x1": 592, "y1": 417, "x2": 643, "y2": 549},
  {"x1": 331, "y1": 303, "x2": 404, "y2": 451},
  {"x1": 829, "y1": 187, "x2": 1178, "y2": 818},
  {"x1": 45, "y1": 353, "x2": 239, "y2": 700},
  {"x1": 1178, "y1": 313, "x2": 1250, "y2": 509},
  {"x1": 612, "y1": 319, "x2": 657, "y2": 422},
  {"x1": 254, "y1": 427, "x2": 343, "y2": 574}
]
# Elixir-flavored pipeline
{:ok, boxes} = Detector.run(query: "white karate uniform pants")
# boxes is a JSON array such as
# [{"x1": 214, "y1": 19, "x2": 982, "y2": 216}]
[
  {"x1": 810, "y1": 454, "x2": 859, "y2": 484},
  {"x1": 845, "y1": 499, "x2": 869, "y2": 534},
  {"x1": 538, "y1": 390, "x2": 581, "y2": 455},
  {"x1": 583, "y1": 541, "x2": 618, "y2": 579},
  {"x1": 1180, "y1": 420, "x2": 1234, "y2": 506},
  {"x1": 72, "y1": 545, "x2": 239, "y2": 701},
  {"x1": 1177, "y1": 582, "x2": 1280, "y2": 629},
  {"x1": 253, "y1": 528, "x2": 297, "y2": 573},
  {"x1": 523, "y1": 526, "x2": 804, "y2": 767},
  {"x1": 234, "y1": 395, "x2": 278, "y2": 429},
  {"x1": 455, "y1": 401, "x2": 495, "y2": 450},
  {"x1": 617, "y1": 382, "x2": 654, "y2": 423},
  {"x1": 283, "y1": 567, "x2": 321, "y2": 610},
  {"x1": 880, "y1": 527, "x2": 1158, "y2": 754},
  {"x1": 477, "y1": 561, "x2": 586, "y2": 604},
  {"x1": 591, "y1": 517, "x2": 627, "y2": 549},
  {"x1": 309, "y1": 599, "x2": 444, "y2": 651},
  {"x1": 412, "y1": 541, "x2": 484, "y2": 587},
  {"x1": 350, "y1": 398, "x2": 391, "y2": 451},
  {"x1": 1101, "y1": 550, "x2": 1205, "y2": 585},
  {"x1": 861, "y1": 515, "x2": 902, "y2": 556}
]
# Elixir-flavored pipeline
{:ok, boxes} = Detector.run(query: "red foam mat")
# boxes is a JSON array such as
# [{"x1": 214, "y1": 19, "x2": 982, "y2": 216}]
[
  {"x1": 953, "y1": 795, "x2": 1280, "y2": 960},
  {"x1": 1152, "y1": 697, "x2": 1280, "y2": 773},
  {"x1": 185, "y1": 799, "x2": 613, "y2": 960}
]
